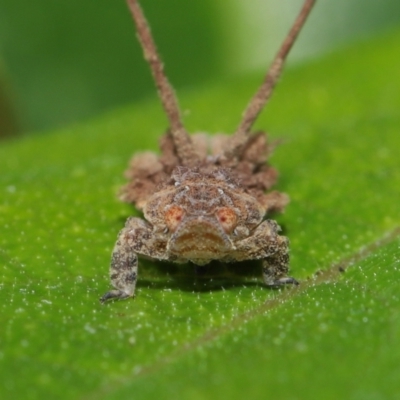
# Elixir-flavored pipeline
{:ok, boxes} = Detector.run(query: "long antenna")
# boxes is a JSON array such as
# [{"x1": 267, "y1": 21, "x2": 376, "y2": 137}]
[
  {"x1": 126, "y1": 0, "x2": 198, "y2": 166},
  {"x1": 226, "y1": 0, "x2": 316, "y2": 158}
]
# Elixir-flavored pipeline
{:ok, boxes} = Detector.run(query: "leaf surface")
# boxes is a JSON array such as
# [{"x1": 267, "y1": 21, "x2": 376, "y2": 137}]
[{"x1": 1, "y1": 29, "x2": 400, "y2": 399}]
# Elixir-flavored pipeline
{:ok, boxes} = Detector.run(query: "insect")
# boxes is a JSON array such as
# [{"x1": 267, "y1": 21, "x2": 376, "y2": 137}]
[{"x1": 100, "y1": 0, "x2": 316, "y2": 302}]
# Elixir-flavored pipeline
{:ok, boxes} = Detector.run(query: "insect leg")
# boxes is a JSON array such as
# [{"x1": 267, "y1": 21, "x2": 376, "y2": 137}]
[
  {"x1": 100, "y1": 217, "x2": 155, "y2": 303},
  {"x1": 262, "y1": 234, "x2": 298, "y2": 287},
  {"x1": 232, "y1": 220, "x2": 298, "y2": 287}
]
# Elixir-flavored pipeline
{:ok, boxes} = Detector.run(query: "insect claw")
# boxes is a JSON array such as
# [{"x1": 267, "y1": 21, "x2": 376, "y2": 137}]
[{"x1": 100, "y1": 290, "x2": 134, "y2": 304}]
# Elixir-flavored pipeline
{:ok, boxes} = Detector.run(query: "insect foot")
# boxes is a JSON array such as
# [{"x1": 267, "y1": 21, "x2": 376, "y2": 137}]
[
  {"x1": 100, "y1": 0, "x2": 315, "y2": 302},
  {"x1": 262, "y1": 234, "x2": 299, "y2": 287},
  {"x1": 100, "y1": 217, "x2": 169, "y2": 303}
]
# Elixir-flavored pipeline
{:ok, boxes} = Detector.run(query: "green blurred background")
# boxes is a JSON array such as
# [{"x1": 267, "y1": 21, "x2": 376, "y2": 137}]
[{"x1": 1, "y1": 0, "x2": 400, "y2": 138}]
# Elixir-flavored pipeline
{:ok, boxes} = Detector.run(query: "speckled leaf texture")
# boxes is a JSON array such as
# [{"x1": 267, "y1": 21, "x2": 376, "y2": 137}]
[{"x1": 1, "y1": 29, "x2": 400, "y2": 400}]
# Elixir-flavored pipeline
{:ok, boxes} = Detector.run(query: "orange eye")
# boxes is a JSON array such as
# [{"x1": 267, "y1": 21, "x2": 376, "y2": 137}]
[
  {"x1": 165, "y1": 205, "x2": 185, "y2": 232},
  {"x1": 216, "y1": 207, "x2": 237, "y2": 233}
]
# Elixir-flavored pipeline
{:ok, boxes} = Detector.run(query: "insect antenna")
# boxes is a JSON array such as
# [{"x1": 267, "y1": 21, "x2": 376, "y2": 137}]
[
  {"x1": 126, "y1": 0, "x2": 199, "y2": 166},
  {"x1": 225, "y1": 0, "x2": 316, "y2": 159}
]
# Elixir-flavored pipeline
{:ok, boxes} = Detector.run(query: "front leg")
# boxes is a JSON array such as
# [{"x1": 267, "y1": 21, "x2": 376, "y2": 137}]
[
  {"x1": 100, "y1": 217, "x2": 165, "y2": 303},
  {"x1": 262, "y1": 233, "x2": 298, "y2": 287},
  {"x1": 233, "y1": 220, "x2": 298, "y2": 287}
]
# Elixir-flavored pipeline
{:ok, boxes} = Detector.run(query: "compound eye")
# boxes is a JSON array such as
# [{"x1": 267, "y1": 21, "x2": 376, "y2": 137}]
[
  {"x1": 164, "y1": 205, "x2": 185, "y2": 232},
  {"x1": 216, "y1": 207, "x2": 237, "y2": 233}
]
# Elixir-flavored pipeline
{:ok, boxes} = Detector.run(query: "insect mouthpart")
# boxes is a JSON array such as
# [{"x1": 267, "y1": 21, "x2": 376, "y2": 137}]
[{"x1": 168, "y1": 216, "x2": 232, "y2": 263}]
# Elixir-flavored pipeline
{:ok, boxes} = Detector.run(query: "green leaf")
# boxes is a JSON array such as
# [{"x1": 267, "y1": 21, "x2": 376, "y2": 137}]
[{"x1": 1, "y1": 28, "x2": 400, "y2": 399}]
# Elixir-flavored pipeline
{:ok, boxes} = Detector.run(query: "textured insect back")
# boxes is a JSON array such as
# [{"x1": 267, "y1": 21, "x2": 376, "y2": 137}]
[{"x1": 100, "y1": 0, "x2": 316, "y2": 303}]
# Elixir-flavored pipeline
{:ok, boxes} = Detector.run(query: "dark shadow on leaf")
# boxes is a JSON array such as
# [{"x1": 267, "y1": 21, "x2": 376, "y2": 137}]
[
  {"x1": 113, "y1": 214, "x2": 293, "y2": 293},
  {"x1": 137, "y1": 259, "x2": 282, "y2": 293}
]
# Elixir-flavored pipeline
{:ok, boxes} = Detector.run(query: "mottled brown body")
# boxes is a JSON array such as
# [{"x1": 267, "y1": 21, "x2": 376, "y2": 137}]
[
  {"x1": 101, "y1": 132, "x2": 294, "y2": 302},
  {"x1": 100, "y1": 0, "x2": 316, "y2": 302}
]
